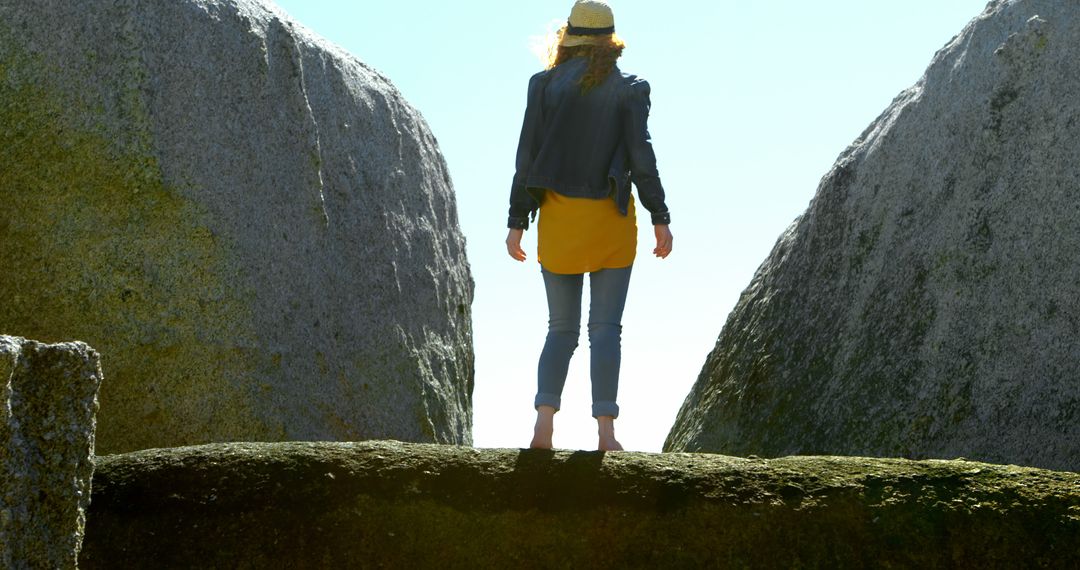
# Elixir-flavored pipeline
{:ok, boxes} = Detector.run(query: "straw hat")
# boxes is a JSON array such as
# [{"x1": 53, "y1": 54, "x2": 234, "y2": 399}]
[{"x1": 560, "y1": 0, "x2": 617, "y2": 47}]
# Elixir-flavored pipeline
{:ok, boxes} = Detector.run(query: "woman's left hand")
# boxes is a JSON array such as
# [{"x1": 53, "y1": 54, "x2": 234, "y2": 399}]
[{"x1": 506, "y1": 228, "x2": 527, "y2": 262}]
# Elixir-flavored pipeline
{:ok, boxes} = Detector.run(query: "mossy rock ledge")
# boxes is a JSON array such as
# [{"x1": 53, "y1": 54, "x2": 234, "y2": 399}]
[{"x1": 81, "y1": 441, "x2": 1079, "y2": 569}]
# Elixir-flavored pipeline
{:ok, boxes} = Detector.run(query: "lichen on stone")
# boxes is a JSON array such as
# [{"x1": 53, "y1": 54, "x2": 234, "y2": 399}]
[{"x1": 0, "y1": 41, "x2": 266, "y2": 453}]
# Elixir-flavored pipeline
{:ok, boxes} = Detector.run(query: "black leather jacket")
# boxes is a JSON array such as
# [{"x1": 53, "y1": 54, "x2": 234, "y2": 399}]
[{"x1": 507, "y1": 56, "x2": 671, "y2": 230}]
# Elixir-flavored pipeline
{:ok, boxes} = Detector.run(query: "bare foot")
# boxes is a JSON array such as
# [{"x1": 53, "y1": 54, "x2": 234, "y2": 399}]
[
  {"x1": 596, "y1": 414, "x2": 622, "y2": 451},
  {"x1": 530, "y1": 430, "x2": 552, "y2": 449},
  {"x1": 530, "y1": 406, "x2": 555, "y2": 449},
  {"x1": 598, "y1": 435, "x2": 623, "y2": 451}
]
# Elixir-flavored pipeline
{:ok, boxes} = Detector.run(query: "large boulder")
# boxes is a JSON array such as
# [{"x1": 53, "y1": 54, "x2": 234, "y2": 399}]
[
  {"x1": 0, "y1": 0, "x2": 473, "y2": 453},
  {"x1": 80, "y1": 441, "x2": 1080, "y2": 568},
  {"x1": 1, "y1": 336, "x2": 103, "y2": 570},
  {"x1": 665, "y1": 0, "x2": 1080, "y2": 471}
]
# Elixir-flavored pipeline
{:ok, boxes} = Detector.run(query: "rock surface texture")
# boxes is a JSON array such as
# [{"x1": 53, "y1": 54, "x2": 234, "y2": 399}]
[
  {"x1": 0, "y1": 0, "x2": 473, "y2": 453},
  {"x1": 1, "y1": 336, "x2": 103, "y2": 570},
  {"x1": 665, "y1": 0, "x2": 1080, "y2": 471},
  {"x1": 80, "y1": 441, "x2": 1080, "y2": 568}
]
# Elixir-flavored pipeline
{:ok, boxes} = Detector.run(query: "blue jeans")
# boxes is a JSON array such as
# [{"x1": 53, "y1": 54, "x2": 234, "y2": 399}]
[{"x1": 535, "y1": 265, "x2": 633, "y2": 418}]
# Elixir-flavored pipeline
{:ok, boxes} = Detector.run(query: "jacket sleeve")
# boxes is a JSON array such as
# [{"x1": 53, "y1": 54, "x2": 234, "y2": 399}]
[
  {"x1": 507, "y1": 73, "x2": 546, "y2": 230},
  {"x1": 623, "y1": 78, "x2": 671, "y2": 225}
]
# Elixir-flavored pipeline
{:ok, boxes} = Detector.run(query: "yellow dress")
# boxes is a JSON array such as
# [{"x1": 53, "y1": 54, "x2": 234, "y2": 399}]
[{"x1": 537, "y1": 189, "x2": 637, "y2": 274}]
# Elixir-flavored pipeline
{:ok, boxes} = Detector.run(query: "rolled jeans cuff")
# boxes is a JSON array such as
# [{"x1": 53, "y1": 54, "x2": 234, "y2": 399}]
[
  {"x1": 592, "y1": 400, "x2": 619, "y2": 418},
  {"x1": 535, "y1": 393, "x2": 561, "y2": 412}
]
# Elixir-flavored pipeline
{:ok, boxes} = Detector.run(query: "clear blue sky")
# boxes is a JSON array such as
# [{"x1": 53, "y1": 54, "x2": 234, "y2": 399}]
[{"x1": 274, "y1": 0, "x2": 991, "y2": 451}]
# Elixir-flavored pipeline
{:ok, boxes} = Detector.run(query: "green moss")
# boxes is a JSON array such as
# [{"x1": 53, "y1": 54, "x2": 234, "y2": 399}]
[
  {"x1": 80, "y1": 442, "x2": 1080, "y2": 569},
  {"x1": 0, "y1": 45, "x2": 265, "y2": 453},
  {"x1": 986, "y1": 84, "x2": 1019, "y2": 136},
  {"x1": 849, "y1": 220, "x2": 883, "y2": 271}
]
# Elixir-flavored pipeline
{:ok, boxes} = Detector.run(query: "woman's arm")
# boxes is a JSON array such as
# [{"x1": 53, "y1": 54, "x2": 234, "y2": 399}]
[
  {"x1": 623, "y1": 78, "x2": 671, "y2": 226},
  {"x1": 508, "y1": 72, "x2": 547, "y2": 230}
]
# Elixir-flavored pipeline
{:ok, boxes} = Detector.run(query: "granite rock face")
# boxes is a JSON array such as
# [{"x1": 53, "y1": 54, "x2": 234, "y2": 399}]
[
  {"x1": 0, "y1": 0, "x2": 473, "y2": 453},
  {"x1": 80, "y1": 441, "x2": 1080, "y2": 568},
  {"x1": 1, "y1": 336, "x2": 103, "y2": 570},
  {"x1": 666, "y1": 0, "x2": 1080, "y2": 471}
]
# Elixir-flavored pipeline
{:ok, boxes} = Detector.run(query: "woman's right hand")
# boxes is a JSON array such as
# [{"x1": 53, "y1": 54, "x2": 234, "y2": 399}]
[
  {"x1": 653, "y1": 224, "x2": 673, "y2": 259},
  {"x1": 506, "y1": 228, "x2": 526, "y2": 262}
]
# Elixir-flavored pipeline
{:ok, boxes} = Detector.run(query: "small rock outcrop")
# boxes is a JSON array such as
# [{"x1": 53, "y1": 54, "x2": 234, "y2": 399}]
[
  {"x1": 665, "y1": 0, "x2": 1080, "y2": 470},
  {"x1": 80, "y1": 441, "x2": 1079, "y2": 568},
  {"x1": 0, "y1": 0, "x2": 473, "y2": 453},
  {"x1": 1, "y1": 336, "x2": 103, "y2": 570}
]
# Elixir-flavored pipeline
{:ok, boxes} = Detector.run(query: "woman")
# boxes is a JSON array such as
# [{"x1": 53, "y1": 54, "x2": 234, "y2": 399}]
[{"x1": 505, "y1": 0, "x2": 673, "y2": 451}]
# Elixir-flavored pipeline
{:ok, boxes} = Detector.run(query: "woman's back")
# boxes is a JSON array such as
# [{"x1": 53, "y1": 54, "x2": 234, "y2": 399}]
[{"x1": 504, "y1": 0, "x2": 673, "y2": 452}]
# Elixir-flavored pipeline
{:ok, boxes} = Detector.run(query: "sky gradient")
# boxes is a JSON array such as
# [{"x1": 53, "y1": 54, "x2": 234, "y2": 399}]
[{"x1": 273, "y1": 0, "x2": 993, "y2": 452}]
